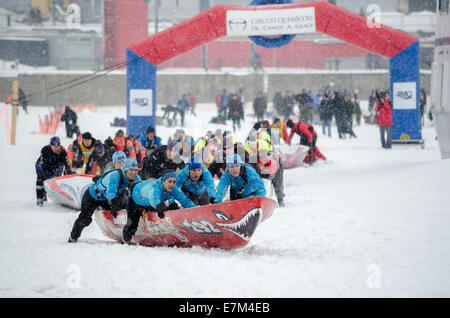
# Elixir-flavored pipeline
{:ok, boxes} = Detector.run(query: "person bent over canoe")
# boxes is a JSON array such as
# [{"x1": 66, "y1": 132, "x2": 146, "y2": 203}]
[
  {"x1": 215, "y1": 153, "x2": 266, "y2": 203},
  {"x1": 68, "y1": 157, "x2": 140, "y2": 242},
  {"x1": 122, "y1": 169, "x2": 195, "y2": 244},
  {"x1": 176, "y1": 157, "x2": 217, "y2": 206},
  {"x1": 35, "y1": 136, "x2": 73, "y2": 206}
]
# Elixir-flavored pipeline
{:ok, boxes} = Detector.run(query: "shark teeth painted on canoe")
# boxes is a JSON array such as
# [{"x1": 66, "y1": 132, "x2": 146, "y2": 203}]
[{"x1": 216, "y1": 208, "x2": 262, "y2": 241}]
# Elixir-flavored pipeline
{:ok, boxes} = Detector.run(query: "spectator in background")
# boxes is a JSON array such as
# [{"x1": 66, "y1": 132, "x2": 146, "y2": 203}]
[
  {"x1": 353, "y1": 92, "x2": 362, "y2": 126},
  {"x1": 18, "y1": 88, "x2": 28, "y2": 114},
  {"x1": 219, "y1": 89, "x2": 230, "y2": 120},
  {"x1": 296, "y1": 89, "x2": 313, "y2": 124},
  {"x1": 273, "y1": 92, "x2": 283, "y2": 117},
  {"x1": 177, "y1": 94, "x2": 189, "y2": 127},
  {"x1": 253, "y1": 91, "x2": 267, "y2": 122},
  {"x1": 238, "y1": 87, "x2": 245, "y2": 103},
  {"x1": 282, "y1": 90, "x2": 295, "y2": 121},
  {"x1": 368, "y1": 89, "x2": 377, "y2": 115},
  {"x1": 308, "y1": 90, "x2": 319, "y2": 124},
  {"x1": 331, "y1": 91, "x2": 347, "y2": 139},
  {"x1": 60, "y1": 106, "x2": 80, "y2": 139},
  {"x1": 229, "y1": 94, "x2": 244, "y2": 133},
  {"x1": 375, "y1": 91, "x2": 393, "y2": 149},
  {"x1": 188, "y1": 93, "x2": 197, "y2": 117},
  {"x1": 420, "y1": 88, "x2": 427, "y2": 126},
  {"x1": 319, "y1": 94, "x2": 333, "y2": 137}
]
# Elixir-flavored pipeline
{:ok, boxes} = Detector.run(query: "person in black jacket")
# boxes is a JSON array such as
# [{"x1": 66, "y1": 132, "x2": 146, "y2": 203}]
[
  {"x1": 343, "y1": 95, "x2": 358, "y2": 138},
  {"x1": 331, "y1": 92, "x2": 347, "y2": 139},
  {"x1": 319, "y1": 94, "x2": 333, "y2": 137},
  {"x1": 70, "y1": 132, "x2": 96, "y2": 172},
  {"x1": 18, "y1": 88, "x2": 28, "y2": 114},
  {"x1": 253, "y1": 92, "x2": 267, "y2": 122},
  {"x1": 60, "y1": 106, "x2": 80, "y2": 138},
  {"x1": 229, "y1": 94, "x2": 244, "y2": 133},
  {"x1": 35, "y1": 136, "x2": 73, "y2": 206},
  {"x1": 139, "y1": 141, "x2": 185, "y2": 180},
  {"x1": 282, "y1": 91, "x2": 295, "y2": 121}
]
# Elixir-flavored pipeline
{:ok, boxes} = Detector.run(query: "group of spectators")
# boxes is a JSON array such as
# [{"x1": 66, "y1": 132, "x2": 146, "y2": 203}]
[
  {"x1": 271, "y1": 88, "x2": 361, "y2": 139},
  {"x1": 162, "y1": 93, "x2": 197, "y2": 127},
  {"x1": 213, "y1": 88, "x2": 246, "y2": 132}
]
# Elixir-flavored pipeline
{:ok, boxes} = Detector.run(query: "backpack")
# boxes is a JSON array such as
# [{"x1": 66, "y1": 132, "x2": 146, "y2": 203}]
[{"x1": 92, "y1": 169, "x2": 125, "y2": 193}]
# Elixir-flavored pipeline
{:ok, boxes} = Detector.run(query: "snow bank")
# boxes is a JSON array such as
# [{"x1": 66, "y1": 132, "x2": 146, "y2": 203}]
[{"x1": 0, "y1": 103, "x2": 448, "y2": 297}]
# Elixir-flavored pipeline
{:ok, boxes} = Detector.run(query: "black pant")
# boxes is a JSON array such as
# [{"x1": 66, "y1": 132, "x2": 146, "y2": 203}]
[
  {"x1": 123, "y1": 197, "x2": 180, "y2": 242},
  {"x1": 70, "y1": 191, "x2": 111, "y2": 240},
  {"x1": 66, "y1": 124, "x2": 80, "y2": 138},
  {"x1": 256, "y1": 112, "x2": 264, "y2": 123},
  {"x1": 123, "y1": 182, "x2": 176, "y2": 241},
  {"x1": 36, "y1": 176, "x2": 46, "y2": 204},
  {"x1": 232, "y1": 116, "x2": 241, "y2": 132},
  {"x1": 35, "y1": 165, "x2": 47, "y2": 204},
  {"x1": 35, "y1": 164, "x2": 63, "y2": 203},
  {"x1": 180, "y1": 110, "x2": 185, "y2": 126},
  {"x1": 300, "y1": 134, "x2": 317, "y2": 148},
  {"x1": 273, "y1": 163, "x2": 285, "y2": 205}
]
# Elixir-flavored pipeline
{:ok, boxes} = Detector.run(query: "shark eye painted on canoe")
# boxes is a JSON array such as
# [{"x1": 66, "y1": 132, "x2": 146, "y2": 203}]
[{"x1": 213, "y1": 209, "x2": 232, "y2": 221}]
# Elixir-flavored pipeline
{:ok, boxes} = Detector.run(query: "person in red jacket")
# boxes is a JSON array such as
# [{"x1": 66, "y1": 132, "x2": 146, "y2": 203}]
[
  {"x1": 375, "y1": 91, "x2": 393, "y2": 149},
  {"x1": 286, "y1": 119, "x2": 326, "y2": 163}
]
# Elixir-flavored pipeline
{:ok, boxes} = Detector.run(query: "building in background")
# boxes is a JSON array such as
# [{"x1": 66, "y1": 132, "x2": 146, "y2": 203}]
[
  {"x1": 0, "y1": 0, "x2": 439, "y2": 71},
  {"x1": 431, "y1": 0, "x2": 450, "y2": 159}
]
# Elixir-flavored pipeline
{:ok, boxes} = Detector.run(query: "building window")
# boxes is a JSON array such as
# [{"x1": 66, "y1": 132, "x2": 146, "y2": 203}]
[{"x1": 439, "y1": 0, "x2": 449, "y2": 14}]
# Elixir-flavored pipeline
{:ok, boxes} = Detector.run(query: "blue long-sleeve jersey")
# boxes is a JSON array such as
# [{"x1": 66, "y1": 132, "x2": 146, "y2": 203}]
[
  {"x1": 131, "y1": 178, "x2": 195, "y2": 209},
  {"x1": 176, "y1": 165, "x2": 216, "y2": 199},
  {"x1": 215, "y1": 165, "x2": 266, "y2": 203},
  {"x1": 88, "y1": 168, "x2": 141, "y2": 202}
]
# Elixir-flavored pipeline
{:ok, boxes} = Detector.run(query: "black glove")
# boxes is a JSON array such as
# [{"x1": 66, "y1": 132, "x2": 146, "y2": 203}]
[
  {"x1": 156, "y1": 202, "x2": 168, "y2": 219},
  {"x1": 209, "y1": 197, "x2": 216, "y2": 204},
  {"x1": 110, "y1": 197, "x2": 122, "y2": 218}
]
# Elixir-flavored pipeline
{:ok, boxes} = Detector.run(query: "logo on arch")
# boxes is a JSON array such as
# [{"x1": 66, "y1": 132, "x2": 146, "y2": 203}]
[
  {"x1": 129, "y1": 89, "x2": 153, "y2": 116},
  {"x1": 228, "y1": 18, "x2": 247, "y2": 31},
  {"x1": 395, "y1": 90, "x2": 413, "y2": 100}
]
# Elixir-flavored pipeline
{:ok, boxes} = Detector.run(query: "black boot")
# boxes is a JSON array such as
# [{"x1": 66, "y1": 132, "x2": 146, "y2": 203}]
[{"x1": 69, "y1": 218, "x2": 89, "y2": 242}]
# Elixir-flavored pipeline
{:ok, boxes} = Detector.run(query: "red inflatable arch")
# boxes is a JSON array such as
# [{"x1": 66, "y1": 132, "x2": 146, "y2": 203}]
[{"x1": 127, "y1": 1, "x2": 421, "y2": 144}]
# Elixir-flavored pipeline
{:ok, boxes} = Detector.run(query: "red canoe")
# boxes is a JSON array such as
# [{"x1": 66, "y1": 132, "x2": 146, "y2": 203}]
[
  {"x1": 274, "y1": 144, "x2": 309, "y2": 169},
  {"x1": 44, "y1": 174, "x2": 94, "y2": 210},
  {"x1": 93, "y1": 196, "x2": 277, "y2": 249}
]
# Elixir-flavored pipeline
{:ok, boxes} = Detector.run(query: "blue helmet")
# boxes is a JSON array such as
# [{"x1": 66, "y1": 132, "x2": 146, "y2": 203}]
[
  {"x1": 123, "y1": 157, "x2": 138, "y2": 171},
  {"x1": 112, "y1": 151, "x2": 126, "y2": 164},
  {"x1": 188, "y1": 156, "x2": 202, "y2": 170},
  {"x1": 225, "y1": 153, "x2": 243, "y2": 167}
]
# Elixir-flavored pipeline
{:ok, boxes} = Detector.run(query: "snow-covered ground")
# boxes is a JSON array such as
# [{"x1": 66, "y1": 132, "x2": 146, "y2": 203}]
[{"x1": 0, "y1": 102, "x2": 449, "y2": 298}]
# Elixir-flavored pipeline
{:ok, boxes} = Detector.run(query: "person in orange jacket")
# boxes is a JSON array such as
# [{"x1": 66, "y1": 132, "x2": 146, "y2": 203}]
[
  {"x1": 114, "y1": 130, "x2": 136, "y2": 160},
  {"x1": 126, "y1": 134, "x2": 146, "y2": 167}
]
